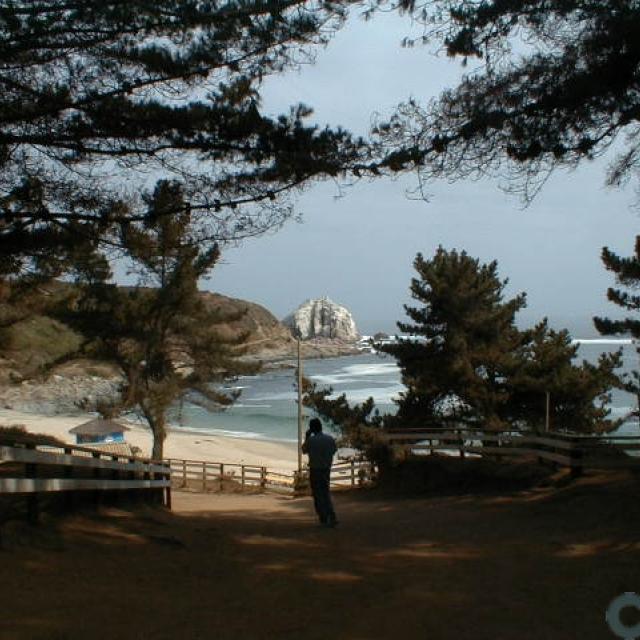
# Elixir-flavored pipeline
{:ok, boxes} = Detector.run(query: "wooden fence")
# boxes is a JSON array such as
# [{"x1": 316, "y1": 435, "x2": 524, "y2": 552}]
[
  {"x1": 383, "y1": 428, "x2": 640, "y2": 474},
  {"x1": 165, "y1": 457, "x2": 376, "y2": 494},
  {"x1": 0, "y1": 437, "x2": 171, "y2": 521},
  {"x1": 165, "y1": 459, "x2": 268, "y2": 492},
  {"x1": 329, "y1": 460, "x2": 376, "y2": 488},
  {"x1": 166, "y1": 428, "x2": 640, "y2": 495}
]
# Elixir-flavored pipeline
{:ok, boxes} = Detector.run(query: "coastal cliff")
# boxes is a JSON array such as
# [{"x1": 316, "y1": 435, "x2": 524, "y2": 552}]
[
  {"x1": 0, "y1": 291, "x2": 359, "y2": 414},
  {"x1": 200, "y1": 293, "x2": 360, "y2": 363}
]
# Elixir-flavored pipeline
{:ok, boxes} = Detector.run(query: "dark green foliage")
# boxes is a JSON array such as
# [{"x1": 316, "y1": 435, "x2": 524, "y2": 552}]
[
  {"x1": 594, "y1": 236, "x2": 640, "y2": 415},
  {"x1": 306, "y1": 248, "x2": 623, "y2": 454},
  {"x1": 0, "y1": 0, "x2": 364, "y2": 274},
  {"x1": 508, "y1": 320, "x2": 622, "y2": 433},
  {"x1": 373, "y1": 0, "x2": 640, "y2": 199},
  {"x1": 387, "y1": 249, "x2": 622, "y2": 433},
  {"x1": 60, "y1": 180, "x2": 257, "y2": 459},
  {"x1": 595, "y1": 236, "x2": 640, "y2": 338},
  {"x1": 381, "y1": 247, "x2": 526, "y2": 430},
  {"x1": 302, "y1": 376, "x2": 388, "y2": 462}
]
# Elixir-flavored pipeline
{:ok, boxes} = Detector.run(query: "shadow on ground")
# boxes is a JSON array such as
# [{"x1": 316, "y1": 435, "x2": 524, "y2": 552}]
[{"x1": 2, "y1": 470, "x2": 639, "y2": 640}]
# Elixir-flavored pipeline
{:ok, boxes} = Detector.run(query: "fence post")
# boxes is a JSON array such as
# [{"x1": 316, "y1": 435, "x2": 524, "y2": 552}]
[
  {"x1": 110, "y1": 455, "x2": 120, "y2": 506},
  {"x1": 219, "y1": 463, "x2": 224, "y2": 492},
  {"x1": 92, "y1": 451, "x2": 102, "y2": 506},
  {"x1": 63, "y1": 446, "x2": 74, "y2": 511},
  {"x1": 181, "y1": 460, "x2": 187, "y2": 488},
  {"x1": 202, "y1": 461, "x2": 207, "y2": 492},
  {"x1": 241, "y1": 465, "x2": 246, "y2": 490},
  {"x1": 261, "y1": 467, "x2": 267, "y2": 490},
  {"x1": 350, "y1": 460, "x2": 356, "y2": 487},
  {"x1": 164, "y1": 463, "x2": 172, "y2": 509},
  {"x1": 25, "y1": 443, "x2": 39, "y2": 524}
]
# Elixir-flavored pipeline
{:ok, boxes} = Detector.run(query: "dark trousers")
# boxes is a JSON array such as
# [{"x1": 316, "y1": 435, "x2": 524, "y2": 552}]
[{"x1": 309, "y1": 467, "x2": 335, "y2": 523}]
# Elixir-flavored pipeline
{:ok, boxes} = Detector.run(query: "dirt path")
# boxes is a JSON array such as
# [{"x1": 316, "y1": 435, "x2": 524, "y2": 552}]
[{"x1": 2, "y1": 473, "x2": 639, "y2": 639}]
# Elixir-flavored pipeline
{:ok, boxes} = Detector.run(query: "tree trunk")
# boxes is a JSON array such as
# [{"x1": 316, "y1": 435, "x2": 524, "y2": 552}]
[{"x1": 149, "y1": 416, "x2": 167, "y2": 461}]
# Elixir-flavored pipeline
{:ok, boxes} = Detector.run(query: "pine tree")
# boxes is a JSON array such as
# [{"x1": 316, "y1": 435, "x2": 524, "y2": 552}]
[
  {"x1": 302, "y1": 376, "x2": 386, "y2": 461},
  {"x1": 594, "y1": 236, "x2": 640, "y2": 419},
  {"x1": 61, "y1": 180, "x2": 256, "y2": 459},
  {"x1": 507, "y1": 320, "x2": 621, "y2": 433},
  {"x1": 0, "y1": 0, "x2": 364, "y2": 269},
  {"x1": 304, "y1": 249, "x2": 623, "y2": 457},
  {"x1": 379, "y1": 248, "x2": 621, "y2": 434},
  {"x1": 381, "y1": 247, "x2": 526, "y2": 430},
  {"x1": 374, "y1": 1, "x2": 640, "y2": 200}
]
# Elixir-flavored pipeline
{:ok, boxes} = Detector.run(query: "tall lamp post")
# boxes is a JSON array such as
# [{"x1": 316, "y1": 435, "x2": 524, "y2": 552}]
[{"x1": 296, "y1": 331, "x2": 304, "y2": 473}]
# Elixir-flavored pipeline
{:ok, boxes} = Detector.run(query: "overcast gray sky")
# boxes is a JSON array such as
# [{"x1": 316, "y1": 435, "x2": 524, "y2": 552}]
[{"x1": 207, "y1": 10, "x2": 639, "y2": 336}]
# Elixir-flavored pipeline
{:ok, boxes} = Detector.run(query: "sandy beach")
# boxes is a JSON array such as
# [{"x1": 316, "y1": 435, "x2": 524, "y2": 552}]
[{"x1": 0, "y1": 408, "x2": 298, "y2": 473}]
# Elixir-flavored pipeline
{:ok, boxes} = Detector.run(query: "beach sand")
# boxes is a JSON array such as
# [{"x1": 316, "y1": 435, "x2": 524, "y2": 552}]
[{"x1": 0, "y1": 408, "x2": 298, "y2": 472}]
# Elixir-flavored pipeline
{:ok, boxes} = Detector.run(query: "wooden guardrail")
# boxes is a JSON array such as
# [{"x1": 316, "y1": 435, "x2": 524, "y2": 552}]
[
  {"x1": 383, "y1": 428, "x2": 640, "y2": 474},
  {"x1": 165, "y1": 458, "x2": 268, "y2": 492},
  {"x1": 329, "y1": 460, "x2": 376, "y2": 488},
  {"x1": 165, "y1": 457, "x2": 376, "y2": 494},
  {"x1": 0, "y1": 437, "x2": 171, "y2": 521}
]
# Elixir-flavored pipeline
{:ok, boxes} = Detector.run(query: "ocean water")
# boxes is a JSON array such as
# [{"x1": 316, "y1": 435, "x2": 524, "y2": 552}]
[
  {"x1": 170, "y1": 354, "x2": 402, "y2": 442},
  {"x1": 169, "y1": 341, "x2": 640, "y2": 442}
]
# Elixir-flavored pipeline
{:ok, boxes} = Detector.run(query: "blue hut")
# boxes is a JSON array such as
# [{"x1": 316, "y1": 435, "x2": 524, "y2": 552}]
[{"x1": 69, "y1": 418, "x2": 130, "y2": 445}]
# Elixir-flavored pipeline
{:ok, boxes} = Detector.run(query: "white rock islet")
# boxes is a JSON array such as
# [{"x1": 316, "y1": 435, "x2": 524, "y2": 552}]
[{"x1": 282, "y1": 296, "x2": 359, "y2": 341}]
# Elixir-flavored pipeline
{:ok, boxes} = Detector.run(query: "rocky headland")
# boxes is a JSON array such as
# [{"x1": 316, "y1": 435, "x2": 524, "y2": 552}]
[
  {"x1": 202, "y1": 293, "x2": 361, "y2": 364},
  {"x1": 0, "y1": 292, "x2": 361, "y2": 415}
]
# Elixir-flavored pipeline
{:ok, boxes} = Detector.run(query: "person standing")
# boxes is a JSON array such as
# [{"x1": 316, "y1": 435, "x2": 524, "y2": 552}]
[{"x1": 302, "y1": 417, "x2": 338, "y2": 527}]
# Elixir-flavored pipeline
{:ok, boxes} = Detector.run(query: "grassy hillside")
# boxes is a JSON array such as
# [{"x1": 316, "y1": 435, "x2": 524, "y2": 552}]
[
  {"x1": 0, "y1": 290, "x2": 295, "y2": 382},
  {"x1": 201, "y1": 292, "x2": 294, "y2": 353},
  {"x1": 0, "y1": 315, "x2": 83, "y2": 381}
]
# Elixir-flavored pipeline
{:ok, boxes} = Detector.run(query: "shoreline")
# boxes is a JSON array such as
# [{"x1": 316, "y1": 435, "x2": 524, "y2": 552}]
[
  {"x1": 168, "y1": 423, "x2": 298, "y2": 445},
  {"x1": 0, "y1": 352, "x2": 369, "y2": 473},
  {"x1": 0, "y1": 408, "x2": 299, "y2": 473}
]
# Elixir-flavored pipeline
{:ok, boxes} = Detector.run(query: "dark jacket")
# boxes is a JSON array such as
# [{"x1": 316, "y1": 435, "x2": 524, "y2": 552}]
[{"x1": 302, "y1": 432, "x2": 337, "y2": 469}]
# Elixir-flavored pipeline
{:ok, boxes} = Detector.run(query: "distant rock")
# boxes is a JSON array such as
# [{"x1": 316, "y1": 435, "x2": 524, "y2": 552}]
[{"x1": 282, "y1": 297, "x2": 359, "y2": 342}]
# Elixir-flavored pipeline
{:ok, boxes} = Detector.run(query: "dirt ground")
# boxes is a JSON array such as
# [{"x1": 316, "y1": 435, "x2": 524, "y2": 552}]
[{"x1": 1, "y1": 471, "x2": 640, "y2": 640}]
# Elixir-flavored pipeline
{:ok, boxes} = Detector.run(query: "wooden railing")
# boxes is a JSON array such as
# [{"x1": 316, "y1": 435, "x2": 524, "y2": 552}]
[
  {"x1": 0, "y1": 437, "x2": 171, "y2": 520},
  {"x1": 165, "y1": 457, "x2": 376, "y2": 494},
  {"x1": 383, "y1": 428, "x2": 640, "y2": 473},
  {"x1": 330, "y1": 460, "x2": 376, "y2": 488},
  {"x1": 165, "y1": 458, "x2": 269, "y2": 492}
]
